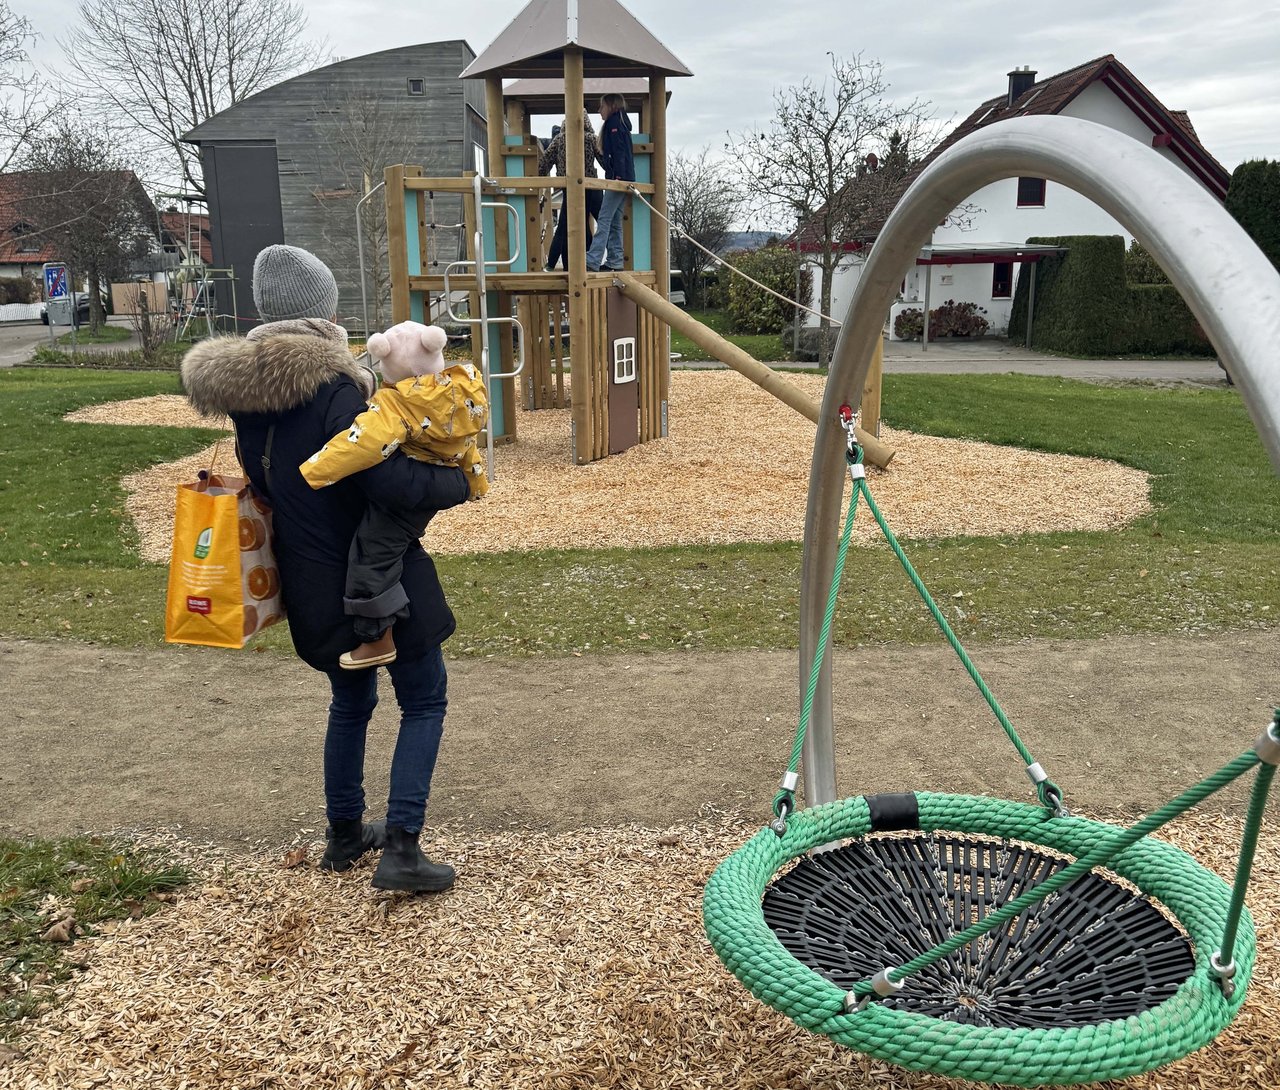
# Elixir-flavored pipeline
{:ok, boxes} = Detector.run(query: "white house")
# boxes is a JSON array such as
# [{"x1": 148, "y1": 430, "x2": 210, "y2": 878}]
[{"x1": 802, "y1": 56, "x2": 1232, "y2": 339}]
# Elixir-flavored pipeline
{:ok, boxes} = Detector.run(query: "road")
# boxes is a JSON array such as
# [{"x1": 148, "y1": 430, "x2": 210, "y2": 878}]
[
  {"x1": 0, "y1": 318, "x2": 1228, "y2": 384},
  {"x1": 0, "y1": 316, "x2": 139, "y2": 368},
  {"x1": 675, "y1": 334, "x2": 1228, "y2": 385}
]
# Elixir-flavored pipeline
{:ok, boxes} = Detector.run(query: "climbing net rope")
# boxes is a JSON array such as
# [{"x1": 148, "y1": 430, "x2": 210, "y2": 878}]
[{"x1": 702, "y1": 407, "x2": 1277, "y2": 1086}]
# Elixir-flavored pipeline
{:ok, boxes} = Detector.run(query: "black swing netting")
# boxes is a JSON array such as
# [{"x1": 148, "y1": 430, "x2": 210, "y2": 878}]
[{"x1": 762, "y1": 831, "x2": 1196, "y2": 1029}]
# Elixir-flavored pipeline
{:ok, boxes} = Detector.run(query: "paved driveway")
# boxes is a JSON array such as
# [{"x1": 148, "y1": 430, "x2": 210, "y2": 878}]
[
  {"x1": 0, "y1": 317, "x2": 139, "y2": 368},
  {"x1": 881, "y1": 336, "x2": 1227, "y2": 385},
  {"x1": 676, "y1": 335, "x2": 1227, "y2": 386}
]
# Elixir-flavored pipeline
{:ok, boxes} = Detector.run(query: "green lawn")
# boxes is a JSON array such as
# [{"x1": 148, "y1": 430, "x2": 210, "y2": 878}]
[
  {"x1": 0, "y1": 368, "x2": 1276, "y2": 655},
  {"x1": 1, "y1": 836, "x2": 187, "y2": 1039},
  {"x1": 670, "y1": 309, "x2": 791, "y2": 363},
  {"x1": 56, "y1": 325, "x2": 131, "y2": 346}
]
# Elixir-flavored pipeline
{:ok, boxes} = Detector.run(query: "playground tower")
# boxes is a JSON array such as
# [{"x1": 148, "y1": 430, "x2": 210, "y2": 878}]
[{"x1": 385, "y1": 0, "x2": 691, "y2": 464}]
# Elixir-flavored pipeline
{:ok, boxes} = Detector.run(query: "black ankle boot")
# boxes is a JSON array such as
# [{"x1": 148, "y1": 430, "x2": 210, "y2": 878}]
[
  {"x1": 372, "y1": 826, "x2": 455, "y2": 892},
  {"x1": 320, "y1": 818, "x2": 386, "y2": 872}
]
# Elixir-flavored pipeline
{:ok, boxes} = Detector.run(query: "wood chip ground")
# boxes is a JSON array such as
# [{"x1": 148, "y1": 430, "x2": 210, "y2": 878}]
[
  {"x1": 2, "y1": 813, "x2": 1276, "y2": 1089},
  {"x1": 64, "y1": 371, "x2": 1151, "y2": 564},
  {"x1": 15, "y1": 374, "x2": 1213, "y2": 1089}
]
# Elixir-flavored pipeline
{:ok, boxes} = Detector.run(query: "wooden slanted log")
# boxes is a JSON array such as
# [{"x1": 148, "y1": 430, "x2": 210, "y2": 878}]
[{"x1": 613, "y1": 274, "x2": 895, "y2": 468}]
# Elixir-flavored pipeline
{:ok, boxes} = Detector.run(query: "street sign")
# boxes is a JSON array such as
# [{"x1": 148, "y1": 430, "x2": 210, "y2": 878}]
[{"x1": 43, "y1": 263, "x2": 68, "y2": 300}]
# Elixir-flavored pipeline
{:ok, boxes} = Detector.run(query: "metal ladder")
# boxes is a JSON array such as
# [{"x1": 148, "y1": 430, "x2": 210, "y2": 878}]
[{"x1": 443, "y1": 174, "x2": 527, "y2": 483}]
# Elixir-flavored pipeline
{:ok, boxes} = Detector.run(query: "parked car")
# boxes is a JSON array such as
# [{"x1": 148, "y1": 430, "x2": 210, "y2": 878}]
[
  {"x1": 669, "y1": 269, "x2": 687, "y2": 308},
  {"x1": 40, "y1": 292, "x2": 105, "y2": 326}
]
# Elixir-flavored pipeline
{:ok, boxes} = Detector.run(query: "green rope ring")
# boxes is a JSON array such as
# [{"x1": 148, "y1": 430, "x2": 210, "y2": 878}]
[{"x1": 703, "y1": 793, "x2": 1254, "y2": 1086}]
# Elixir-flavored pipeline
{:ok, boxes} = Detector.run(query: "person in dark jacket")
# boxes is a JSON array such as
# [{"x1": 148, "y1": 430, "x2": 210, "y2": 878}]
[
  {"x1": 181, "y1": 244, "x2": 470, "y2": 894},
  {"x1": 537, "y1": 109, "x2": 604, "y2": 270},
  {"x1": 585, "y1": 93, "x2": 635, "y2": 272}
]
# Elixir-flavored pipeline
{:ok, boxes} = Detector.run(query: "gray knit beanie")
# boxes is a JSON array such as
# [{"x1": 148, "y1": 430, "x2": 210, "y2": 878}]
[{"x1": 252, "y1": 244, "x2": 339, "y2": 322}]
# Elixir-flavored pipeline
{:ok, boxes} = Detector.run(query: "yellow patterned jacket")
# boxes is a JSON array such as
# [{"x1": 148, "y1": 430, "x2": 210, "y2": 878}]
[{"x1": 300, "y1": 364, "x2": 489, "y2": 499}]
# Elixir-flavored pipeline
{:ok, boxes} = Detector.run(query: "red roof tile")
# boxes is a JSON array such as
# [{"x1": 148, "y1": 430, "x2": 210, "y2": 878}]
[
  {"x1": 160, "y1": 211, "x2": 213, "y2": 263},
  {"x1": 0, "y1": 172, "x2": 59, "y2": 265}
]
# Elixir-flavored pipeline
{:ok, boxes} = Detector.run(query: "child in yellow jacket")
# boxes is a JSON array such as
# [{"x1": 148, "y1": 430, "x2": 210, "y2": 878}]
[{"x1": 301, "y1": 321, "x2": 488, "y2": 669}]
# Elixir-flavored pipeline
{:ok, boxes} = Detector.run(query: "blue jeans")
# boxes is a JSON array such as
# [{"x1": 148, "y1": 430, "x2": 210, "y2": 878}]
[
  {"x1": 585, "y1": 189, "x2": 627, "y2": 270},
  {"x1": 323, "y1": 645, "x2": 448, "y2": 833}
]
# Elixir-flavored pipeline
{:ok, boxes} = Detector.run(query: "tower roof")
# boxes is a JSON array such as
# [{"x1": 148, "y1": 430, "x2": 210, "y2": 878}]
[{"x1": 460, "y1": 0, "x2": 692, "y2": 80}]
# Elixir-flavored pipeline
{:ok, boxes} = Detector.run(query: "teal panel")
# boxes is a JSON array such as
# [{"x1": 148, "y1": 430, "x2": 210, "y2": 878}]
[
  {"x1": 632, "y1": 199, "x2": 651, "y2": 271},
  {"x1": 410, "y1": 292, "x2": 425, "y2": 323},
  {"x1": 404, "y1": 188, "x2": 421, "y2": 276},
  {"x1": 481, "y1": 205, "x2": 497, "y2": 265},
  {"x1": 484, "y1": 290, "x2": 507, "y2": 436},
  {"x1": 506, "y1": 153, "x2": 526, "y2": 177},
  {"x1": 633, "y1": 147, "x2": 652, "y2": 271},
  {"x1": 504, "y1": 135, "x2": 523, "y2": 146}
]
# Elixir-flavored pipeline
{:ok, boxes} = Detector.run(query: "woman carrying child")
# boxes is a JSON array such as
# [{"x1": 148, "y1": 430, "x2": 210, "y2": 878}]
[{"x1": 181, "y1": 244, "x2": 469, "y2": 894}]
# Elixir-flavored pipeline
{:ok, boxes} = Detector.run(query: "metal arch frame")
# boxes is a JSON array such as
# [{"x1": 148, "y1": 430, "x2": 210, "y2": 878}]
[{"x1": 800, "y1": 115, "x2": 1280, "y2": 806}]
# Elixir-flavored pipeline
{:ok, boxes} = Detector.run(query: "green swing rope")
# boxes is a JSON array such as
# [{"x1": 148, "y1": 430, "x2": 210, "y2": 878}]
[
  {"x1": 762, "y1": 412, "x2": 1278, "y2": 1010},
  {"x1": 775, "y1": 419, "x2": 1063, "y2": 823}
]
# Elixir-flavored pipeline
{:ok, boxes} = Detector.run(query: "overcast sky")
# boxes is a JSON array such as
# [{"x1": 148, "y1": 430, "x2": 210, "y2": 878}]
[{"x1": 16, "y1": 0, "x2": 1279, "y2": 179}]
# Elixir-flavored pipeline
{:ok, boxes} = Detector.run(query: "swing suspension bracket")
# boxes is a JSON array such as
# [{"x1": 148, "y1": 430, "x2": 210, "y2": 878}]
[
  {"x1": 838, "y1": 404, "x2": 861, "y2": 463},
  {"x1": 771, "y1": 772, "x2": 799, "y2": 836}
]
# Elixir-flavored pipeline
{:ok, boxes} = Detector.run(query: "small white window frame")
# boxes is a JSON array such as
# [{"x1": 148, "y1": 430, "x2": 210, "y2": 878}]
[
  {"x1": 407, "y1": 77, "x2": 425, "y2": 96},
  {"x1": 613, "y1": 337, "x2": 636, "y2": 384}
]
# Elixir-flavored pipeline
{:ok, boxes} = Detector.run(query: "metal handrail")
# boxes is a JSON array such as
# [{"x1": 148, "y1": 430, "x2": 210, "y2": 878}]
[{"x1": 435, "y1": 175, "x2": 529, "y2": 482}]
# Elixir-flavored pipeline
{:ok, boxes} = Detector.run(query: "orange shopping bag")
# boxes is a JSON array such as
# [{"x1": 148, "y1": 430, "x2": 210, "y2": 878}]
[{"x1": 164, "y1": 472, "x2": 284, "y2": 648}]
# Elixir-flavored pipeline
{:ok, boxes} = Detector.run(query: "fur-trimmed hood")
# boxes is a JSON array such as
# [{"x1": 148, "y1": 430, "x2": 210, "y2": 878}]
[{"x1": 181, "y1": 321, "x2": 373, "y2": 417}]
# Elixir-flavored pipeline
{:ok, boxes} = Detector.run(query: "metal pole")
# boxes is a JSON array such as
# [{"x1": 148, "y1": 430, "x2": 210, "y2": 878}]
[
  {"x1": 921, "y1": 259, "x2": 931, "y2": 352},
  {"x1": 1025, "y1": 260, "x2": 1037, "y2": 349},
  {"x1": 794, "y1": 261, "x2": 802, "y2": 359},
  {"x1": 68, "y1": 263, "x2": 76, "y2": 352},
  {"x1": 800, "y1": 115, "x2": 1280, "y2": 807},
  {"x1": 356, "y1": 181, "x2": 387, "y2": 338}
]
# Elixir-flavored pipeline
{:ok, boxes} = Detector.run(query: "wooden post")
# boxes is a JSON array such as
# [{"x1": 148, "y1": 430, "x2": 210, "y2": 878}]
[
  {"x1": 614, "y1": 274, "x2": 894, "y2": 467},
  {"x1": 564, "y1": 47, "x2": 591, "y2": 463},
  {"x1": 505, "y1": 98, "x2": 526, "y2": 141},
  {"x1": 384, "y1": 164, "x2": 410, "y2": 323},
  {"x1": 649, "y1": 73, "x2": 670, "y2": 440},
  {"x1": 861, "y1": 335, "x2": 883, "y2": 438}
]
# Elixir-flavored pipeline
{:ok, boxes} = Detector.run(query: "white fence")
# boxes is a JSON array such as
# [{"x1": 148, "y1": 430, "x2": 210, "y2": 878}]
[{"x1": 0, "y1": 302, "x2": 44, "y2": 322}]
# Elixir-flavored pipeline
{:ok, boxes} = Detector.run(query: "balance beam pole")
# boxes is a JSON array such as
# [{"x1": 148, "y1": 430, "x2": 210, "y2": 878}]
[{"x1": 613, "y1": 274, "x2": 894, "y2": 467}]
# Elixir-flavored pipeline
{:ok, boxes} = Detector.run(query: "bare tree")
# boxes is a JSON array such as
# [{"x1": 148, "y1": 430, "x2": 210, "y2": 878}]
[
  {"x1": 0, "y1": 2, "x2": 53, "y2": 173},
  {"x1": 310, "y1": 89, "x2": 421, "y2": 332},
  {"x1": 667, "y1": 148, "x2": 741, "y2": 309},
  {"x1": 20, "y1": 117, "x2": 159, "y2": 333},
  {"x1": 728, "y1": 53, "x2": 938, "y2": 365},
  {"x1": 60, "y1": 0, "x2": 322, "y2": 194}
]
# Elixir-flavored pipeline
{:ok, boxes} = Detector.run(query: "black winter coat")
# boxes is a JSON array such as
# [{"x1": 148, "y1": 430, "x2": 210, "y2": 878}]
[
  {"x1": 181, "y1": 323, "x2": 470, "y2": 671},
  {"x1": 599, "y1": 108, "x2": 635, "y2": 182}
]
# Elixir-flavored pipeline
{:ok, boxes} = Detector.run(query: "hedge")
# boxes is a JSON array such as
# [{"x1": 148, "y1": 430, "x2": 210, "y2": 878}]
[
  {"x1": 1008, "y1": 235, "x2": 1212, "y2": 357},
  {"x1": 1225, "y1": 159, "x2": 1280, "y2": 270},
  {"x1": 723, "y1": 247, "x2": 812, "y2": 335}
]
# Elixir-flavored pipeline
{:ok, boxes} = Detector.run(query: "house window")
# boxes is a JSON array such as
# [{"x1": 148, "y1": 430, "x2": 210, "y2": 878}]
[
  {"x1": 12, "y1": 223, "x2": 39, "y2": 254},
  {"x1": 407, "y1": 78, "x2": 425, "y2": 96},
  {"x1": 613, "y1": 337, "x2": 636, "y2": 384},
  {"x1": 992, "y1": 262, "x2": 1013, "y2": 299},
  {"x1": 1017, "y1": 177, "x2": 1046, "y2": 207}
]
